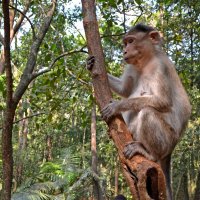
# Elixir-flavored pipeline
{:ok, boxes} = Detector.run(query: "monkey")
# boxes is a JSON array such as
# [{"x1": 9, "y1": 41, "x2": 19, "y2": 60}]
[{"x1": 87, "y1": 24, "x2": 191, "y2": 200}]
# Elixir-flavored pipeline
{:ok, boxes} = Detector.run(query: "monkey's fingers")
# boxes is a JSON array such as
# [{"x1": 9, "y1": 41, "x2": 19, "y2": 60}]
[
  {"x1": 86, "y1": 56, "x2": 95, "y2": 70},
  {"x1": 124, "y1": 149, "x2": 134, "y2": 159},
  {"x1": 101, "y1": 105, "x2": 114, "y2": 121},
  {"x1": 123, "y1": 144, "x2": 135, "y2": 159},
  {"x1": 101, "y1": 109, "x2": 112, "y2": 121}
]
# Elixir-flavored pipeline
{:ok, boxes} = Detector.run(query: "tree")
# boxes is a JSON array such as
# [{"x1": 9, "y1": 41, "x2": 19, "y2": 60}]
[
  {"x1": 2, "y1": 1, "x2": 14, "y2": 199},
  {"x1": 1, "y1": 1, "x2": 57, "y2": 199}
]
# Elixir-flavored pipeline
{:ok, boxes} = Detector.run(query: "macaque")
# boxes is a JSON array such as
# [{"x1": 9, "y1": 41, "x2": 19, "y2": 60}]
[{"x1": 87, "y1": 24, "x2": 191, "y2": 200}]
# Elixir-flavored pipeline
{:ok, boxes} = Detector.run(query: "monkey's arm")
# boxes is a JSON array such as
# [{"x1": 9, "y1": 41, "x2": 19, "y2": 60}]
[
  {"x1": 119, "y1": 95, "x2": 172, "y2": 113},
  {"x1": 108, "y1": 73, "x2": 134, "y2": 98},
  {"x1": 102, "y1": 72, "x2": 172, "y2": 120},
  {"x1": 101, "y1": 95, "x2": 172, "y2": 121}
]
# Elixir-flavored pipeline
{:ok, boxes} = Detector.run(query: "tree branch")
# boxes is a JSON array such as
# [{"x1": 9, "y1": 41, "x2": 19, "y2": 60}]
[
  {"x1": 32, "y1": 48, "x2": 88, "y2": 78},
  {"x1": 13, "y1": 0, "x2": 57, "y2": 105},
  {"x1": 0, "y1": 112, "x2": 46, "y2": 129},
  {"x1": 9, "y1": 1, "x2": 36, "y2": 41},
  {"x1": 13, "y1": 112, "x2": 46, "y2": 124}
]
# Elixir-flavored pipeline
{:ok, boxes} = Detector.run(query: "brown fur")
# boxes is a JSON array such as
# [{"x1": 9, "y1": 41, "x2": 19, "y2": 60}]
[{"x1": 101, "y1": 24, "x2": 191, "y2": 200}]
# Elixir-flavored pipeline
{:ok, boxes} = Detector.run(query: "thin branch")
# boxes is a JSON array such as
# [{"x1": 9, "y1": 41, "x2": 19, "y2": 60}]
[
  {"x1": 101, "y1": 33, "x2": 125, "y2": 39},
  {"x1": 13, "y1": 112, "x2": 46, "y2": 124},
  {"x1": 0, "y1": 112, "x2": 46, "y2": 129},
  {"x1": 32, "y1": 48, "x2": 88, "y2": 78},
  {"x1": 69, "y1": 22, "x2": 86, "y2": 42},
  {"x1": 9, "y1": 3, "x2": 36, "y2": 40},
  {"x1": 65, "y1": 67, "x2": 90, "y2": 86}
]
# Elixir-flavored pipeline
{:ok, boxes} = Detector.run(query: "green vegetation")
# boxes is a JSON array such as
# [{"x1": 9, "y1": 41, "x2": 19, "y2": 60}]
[{"x1": 0, "y1": 0, "x2": 200, "y2": 199}]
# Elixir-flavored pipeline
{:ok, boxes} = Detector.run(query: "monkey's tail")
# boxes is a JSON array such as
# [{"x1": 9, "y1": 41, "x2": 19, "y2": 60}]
[{"x1": 159, "y1": 154, "x2": 172, "y2": 200}]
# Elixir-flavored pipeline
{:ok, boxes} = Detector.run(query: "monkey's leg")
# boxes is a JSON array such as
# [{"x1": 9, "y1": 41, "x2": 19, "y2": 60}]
[
  {"x1": 132, "y1": 107, "x2": 174, "y2": 200},
  {"x1": 159, "y1": 155, "x2": 173, "y2": 200},
  {"x1": 133, "y1": 107, "x2": 176, "y2": 160}
]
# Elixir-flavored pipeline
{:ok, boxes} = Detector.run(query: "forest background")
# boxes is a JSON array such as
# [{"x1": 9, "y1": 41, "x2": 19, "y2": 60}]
[{"x1": 0, "y1": 0, "x2": 200, "y2": 199}]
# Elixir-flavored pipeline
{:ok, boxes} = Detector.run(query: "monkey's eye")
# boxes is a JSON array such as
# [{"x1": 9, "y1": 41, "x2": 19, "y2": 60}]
[{"x1": 128, "y1": 38, "x2": 135, "y2": 44}]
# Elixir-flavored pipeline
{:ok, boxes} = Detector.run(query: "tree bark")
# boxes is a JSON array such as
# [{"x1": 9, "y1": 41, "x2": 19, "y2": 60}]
[
  {"x1": 15, "y1": 107, "x2": 29, "y2": 187},
  {"x1": 1, "y1": 1, "x2": 16, "y2": 199},
  {"x1": 44, "y1": 135, "x2": 53, "y2": 161},
  {"x1": 91, "y1": 104, "x2": 104, "y2": 200},
  {"x1": 114, "y1": 162, "x2": 119, "y2": 196},
  {"x1": 81, "y1": 0, "x2": 167, "y2": 199}
]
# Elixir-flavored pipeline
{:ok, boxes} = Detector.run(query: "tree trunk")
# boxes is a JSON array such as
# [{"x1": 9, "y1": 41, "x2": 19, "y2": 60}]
[
  {"x1": 81, "y1": 0, "x2": 167, "y2": 199},
  {"x1": 44, "y1": 135, "x2": 53, "y2": 161},
  {"x1": 15, "y1": 107, "x2": 29, "y2": 187},
  {"x1": 1, "y1": 1, "x2": 15, "y2": 199},
  {"x1": 194, "y1": 170, "x2": 200, "y2": 200},
  {"x1": 91, "y1": 104, "x2": 104, "y2": 200},
  {"x1": 114, "y1": 162, "x2": 119, "y2": 196}
]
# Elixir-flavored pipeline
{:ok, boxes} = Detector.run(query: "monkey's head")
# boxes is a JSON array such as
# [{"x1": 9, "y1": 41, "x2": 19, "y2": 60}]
[{"x1": 122, "y1": 24, "x2": 162, "y2": 66}]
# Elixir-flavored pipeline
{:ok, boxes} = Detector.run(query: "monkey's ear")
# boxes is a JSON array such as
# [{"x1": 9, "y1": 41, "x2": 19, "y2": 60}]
[{"x1": 149, "y1": 31, "x2": 161, "y2": 44}]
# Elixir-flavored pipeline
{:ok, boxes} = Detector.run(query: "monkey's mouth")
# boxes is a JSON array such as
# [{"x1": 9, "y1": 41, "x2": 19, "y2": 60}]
[
  {"x1": 124, "y1": 56, "x2": 134, "y2": 61},
  {"x1": 124, "y1": 57, "x2": 130, "y2": 61}
]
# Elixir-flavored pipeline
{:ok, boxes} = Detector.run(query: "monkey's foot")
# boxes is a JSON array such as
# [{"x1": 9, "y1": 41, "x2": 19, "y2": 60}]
[{"x1": 123, "y1": 141, "x2": 155, "y2": 161}]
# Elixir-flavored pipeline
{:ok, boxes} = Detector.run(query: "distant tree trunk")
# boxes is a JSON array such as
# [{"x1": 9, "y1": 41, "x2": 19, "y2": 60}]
[
  {"x1": 175, "y1": 173, "x2": 189, "y2": 200},
  {"x1": 194, "y1": 170, "x2": 200, "y2": 200},
  {"x1": 44, "y1": 135, "x2": 53, "y2": 161},
  {"x1": 81, "y1": 0, "x2": 167, "y2": 199},
  {"x1": 15, "y1": 104, "x2": 29, "y2": 187},
  {"x1": 0, "y1": 50, "x2": 5, "y2": 74},
  {"x1": 114, "y1": 161, "x2": 119, "y2": 196},
  {"x1": 91, "y1": 104, "x2": 104, "y2": 200}
]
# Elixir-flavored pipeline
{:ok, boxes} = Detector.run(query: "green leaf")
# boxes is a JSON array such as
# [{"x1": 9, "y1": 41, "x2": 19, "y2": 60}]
[{"x1": 135, "y1": 0, "x2": 142, "y2": 5}]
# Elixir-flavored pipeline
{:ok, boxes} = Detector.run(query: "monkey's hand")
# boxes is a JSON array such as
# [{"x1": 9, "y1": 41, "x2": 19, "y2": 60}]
[
  {"x1": 101, "y1": 100, "x2": 121, "y2": 121},
  {"x1": 86, "y1": 55, "x2": 95, "y2": 70}
]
